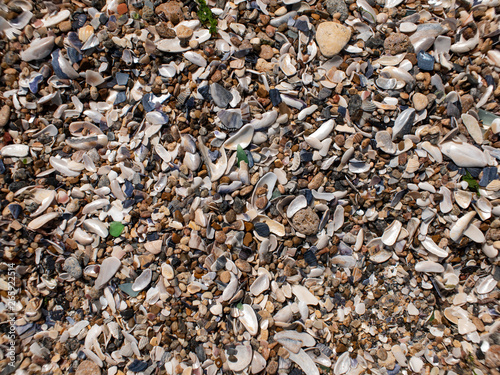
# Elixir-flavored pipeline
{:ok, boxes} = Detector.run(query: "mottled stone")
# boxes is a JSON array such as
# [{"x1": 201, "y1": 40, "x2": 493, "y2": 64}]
[
  {"x1": 316, "y1": 22, "x2": 351, "y2": 57},
  {"x1": 76, "y1": 360, "x2": 101, "y2": 375},
  {"x1": 155, "y1": 2, "x2": 184, "y2": 24},
  {"x1": 324, "y1": 0, "x2": 349, "y2": 22},
  {"x1": 383, "y1": 32, "x2": 410, "y2": 54},
  {"x1": 292, "y1": 207, "x2": 320, "y2": 235}
]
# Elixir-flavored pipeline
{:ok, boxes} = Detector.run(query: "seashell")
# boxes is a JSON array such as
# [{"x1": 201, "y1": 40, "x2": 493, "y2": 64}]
[
  {"x1": 440, "y1": 142, "x2": 487, "y2": 167},
  {"x1": 421, "y1": 237, "x2": 449, "y2": 258},
  {"x1": 482, "y1": 243, "x2": 498, "y2": 258},
  {"x1": 298, "y1": 105, "x2": 318, "y2": 121},
  {"x1": 83, "y1": 219, "x2": 109, "y2": 238},
  {"x1": 198, "y1": 139, "x2": 227, "y2": 182},
  {"x1": 49, "y1": 157, "x2": 82, "y2": 177},
  {"x1": 226, "y1": 343, "x2": 252, "y2": 372},
  {"x1": 251, "y1": 172, "x2": 278, "y2": 210},
  {"x1": 184, "y1": 152, "x2": 201, "y2": 171},
  {"x1": 476, "y1": 275, "x2": 496, "y2": 294},
  {"x1": 450, "y1": 28, "x2": 479, "y2": 53},
  {"x1": 450, "y1": 211, "x2": 475, "y2": 242},
  {"x1": 415, "y1": 261, "x2": 444, "y2": 273},
  {"x1": 223, "y1": 124, "x2": 254, "y2": 150},
  {"x1": 463, "y1": 224, "x2": 485, "y2": 243},
  {"x1": 292, "y1": 285, "x2": 319, "y2": 305},
  {"x1": 132, "y1": 269, "x2": 152, "y2": 292},
  {"x1": 31, "y1": 190, "x2": 56, "y2": 217},
  {"x1": 249, "y1": 110, "x2": 278, "y2": 130},
  {"x1": 461, "y1": 114, "x2": 483, "y2": 144},
  {"x1": 369, "y1": 250, "x2": 392, "y2": 264},
  {"x1": 183, "y1": 51, "x2": 207, "y2": 67},
  {"x1": 251, "y1": 351, "x2": 266, "y2": 374},
  {"x1": 287, "y1": 195, "x2": 307, "y2": 218},
  {"x1": 20, "y1": 36, "x2": 55, "y2": 62},
  {"x1": 239, "y1": 304, "x2": 258, "y2": 336},
  {"x1": 66, "y1": 135, "x2": 108, "y2": 150},
  {"x1": 392, "y1": 108, "x2": 416, "y2": 141},
  {"x1": 419, "y1": 141, "x2": 442, "y2": 163},
  {"x1": 1, "y1": 144, "x2": 29, "y2": 157},
  {"x1": 73, "y1": 228, "x2": 93, "y2": 245},
  {"x1": 405, "y1": 156, "x2": 420, "y2": 174},
  {"x1": 28, "y1": 212, "x2": 59, "y2": 230},
  {"x1": 373, "y1": 53, "x2": 405, "y2": 66},
  {"x1": 287, "y1": 349, "x2": 320, "y2": 375},
  {"x1": 334, "y1": 352, "x2": 351, "y2": 375},
  {"x1": 161, "y1": 264, "x2": 175, "y2": 280},
  {"x1": 249, "y1": 272, "x2": 270, "y2": 296},
  {"x1": 51, "y1": 49, "x2": 79, "y2": 80},
  {"x1": 375, "y1": 131, "x2": 396, "y2": 154},
  {"x1": 275, "y1": 330, "x2": 316, "y2": 348},
  {"x1": 454, "y1": 190, "x2": 472, "y2": 209},
  {"x1": 221, "y1": 274, "x2": 238, "y2": 302},
  {"x1": 279, "y1": 54, "x2": 297, "y2": 76},
  {"x1": 333, "y1": 205, "x2": 344, "y2": 232},
  {"x1": 86, "y1": 70, "x2": 104, "y2": 87},
  {"x1": 382, "y1": 220, "x2": 402, "y2": 246},
  {"x1": 94, "y1": 257, "x2": 121, "y2": 289}
]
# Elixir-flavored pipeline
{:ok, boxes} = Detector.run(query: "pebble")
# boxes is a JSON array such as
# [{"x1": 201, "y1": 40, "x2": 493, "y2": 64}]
[
  {"x1": 292, "y1": 207, "x2": 320, "y2": 235},
  {"x1": 76, "y1": 360, "x2": 101, "y2": 375},
  {"x1": 383, "y1": 33, "x2": 410, "y2": 55},
  {"x1": 417, "y1": 51, "x2": 435, "y2": 71},
  {"x1": 316, "y1": 22, "x2": 351, "y2": 57},
  {"x1": 0, "y1": 105, "x2": 10, "y2": 127},
  {"x1": 324, "y1": 0, "x2": 349, "y2": 22},
  {"x1": 412, "y1": 93, "x2": 428, "y2": 111},
  {"x1": 63, "y1": 257, "x2": 82, "y2": 279}
]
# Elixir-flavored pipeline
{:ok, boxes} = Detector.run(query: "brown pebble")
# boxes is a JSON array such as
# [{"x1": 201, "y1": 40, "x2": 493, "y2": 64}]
[
  {"x1": 215, "y1": 231, "x2": 226, "y2": 243},
  {"x1": 76, "y1": 360, "x2": 101, "y2": 375}
]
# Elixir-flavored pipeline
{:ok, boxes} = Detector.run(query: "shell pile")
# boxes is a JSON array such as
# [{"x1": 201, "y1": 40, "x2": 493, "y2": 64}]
[{"x1": 1, "y1": 0, "x2": 500, "y2": 374}]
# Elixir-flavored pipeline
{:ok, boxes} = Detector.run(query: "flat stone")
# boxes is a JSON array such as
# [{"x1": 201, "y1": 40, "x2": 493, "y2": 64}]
[
  {"x1": 384, "y1": 32, "x2": 410, "y2": 54},
  {"x1": 412, "y1": 93, "x2": 428, "y2": 111},
  {"x1": 324, "y1": 0, "x2": 349, "y2": 22},
  {"x1": 308, "y1": 172, "x2": 324, "y2": 190},
  {"x1": 292, "y1": 207, "x2": 320, "y2": 235},
  {"x1": 316, "y1": 22, "x2": 351, "y2": 58},
  {"x1": 0, "y1": 105, "x2": 10, "y2": 127},
  {"x1": 259, "y1": 45, "x2": 274, "y2": 60},
  {"x1": 155, "y1": 2, "x2": 183, "y2": 24},
  {"x1": 76, "y1": 360, "x2": 101, "y2": 375}
]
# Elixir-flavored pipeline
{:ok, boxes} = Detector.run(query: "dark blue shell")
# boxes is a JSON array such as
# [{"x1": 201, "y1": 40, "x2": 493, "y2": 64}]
[
  {"x1": 8, "y1": 204, "x2": 22, "y2": 219},
  {"x1": 29, "y1": 74, "x2": 44, "y2": 94}
]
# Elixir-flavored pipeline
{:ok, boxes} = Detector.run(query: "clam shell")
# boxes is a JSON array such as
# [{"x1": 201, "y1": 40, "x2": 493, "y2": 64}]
[
  {"x1": 450, "y1": 211, "x2": 475, "y2": 242},
  {"x1": 226, "y1": 343, "x2": 252, "y2": 372},
  {"x1": 239, "y1": 304, "x2": 258, "y2": 336},
  {"x1": 251, "y1": 172, "x2": 278, "y2": 210},
  {"x1": 223, "y1": 124, "x2": 254, "y2": 150},
  {"x1": 292, "y1": 285, "x2": 319, "y2": 305},
  {"x1": 287, "y1": 348, "x2": 320, "y2": 375},
  {"x1": 381, "y1": 220, "x2": 402, "y2": 246},
  {"x1": 415, "y1": 261, "x2": 444, "y2": 273},
  {"x1": 287, "y1": 195, "x2": 308, "y2": 218},
  {"x1": 28, "y1": 212, "x2": 59, "y2": 230},
  {"x1": 440, "y1": 142, "x2": 487, "y2": 168},
  {"x1": 94, "y1": 257, "x2": 121, "y2": 289}
]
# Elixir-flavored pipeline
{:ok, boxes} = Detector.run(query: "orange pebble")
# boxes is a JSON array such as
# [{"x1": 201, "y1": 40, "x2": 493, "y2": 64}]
[{"x1": 117, "y1": 3, "x2": 128, "y2": 15}]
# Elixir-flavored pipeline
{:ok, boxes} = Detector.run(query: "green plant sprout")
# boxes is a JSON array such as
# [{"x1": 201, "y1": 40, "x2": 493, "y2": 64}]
[{"x1": 196, "y1": 0, "x2": 218, "y2": 35}]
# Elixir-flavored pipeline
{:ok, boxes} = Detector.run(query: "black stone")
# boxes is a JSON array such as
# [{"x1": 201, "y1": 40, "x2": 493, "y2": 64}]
[{"x1": 254, "y1": 222, "x2": 270, "y2": 237}]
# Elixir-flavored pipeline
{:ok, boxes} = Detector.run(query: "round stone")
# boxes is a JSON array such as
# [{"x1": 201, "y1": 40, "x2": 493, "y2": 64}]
[
  {"x1": 292, "y1": 207, "x2": 320, "y2": 235},
  {"x1": 76, "y1": 360, "x2": 101, "y2": 375},
  {"x1": 383, "y1": 32, "x2": 410, "y2": 54},
  {"x1": 412, "y1": 93, "x2": 428, "y2": 111},
  {"x1": 316, "y1": 22, "x2": 351, "y2": 58},
  {"x1": 63, "y1": 257, "x2": 82, "y2": 279}
]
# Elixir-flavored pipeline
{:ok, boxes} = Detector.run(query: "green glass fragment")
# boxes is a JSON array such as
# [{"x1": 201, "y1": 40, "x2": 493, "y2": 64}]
[
  {"x1": 109, "y1": 221, "x2": 124, "y2": 237},
  {"x1": 236, "y1": 145, "x2": 248, "y2": 167}
]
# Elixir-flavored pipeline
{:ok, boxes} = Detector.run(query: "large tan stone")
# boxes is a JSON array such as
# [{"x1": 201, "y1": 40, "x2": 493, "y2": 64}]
[{"x1": 316, "y1": 22, "x2": 351, "y2": 57}]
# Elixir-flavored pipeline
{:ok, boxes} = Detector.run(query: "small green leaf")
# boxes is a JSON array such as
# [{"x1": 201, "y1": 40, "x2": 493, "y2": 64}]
[
  {"x1": 462, "y1": 171, "x2": 480, "y2": 195},
  {"x1": 236, "y1": 302, "x2": 243, "y2": 310},
  {"x1": 236, "y1": 145, "x2": 248, "y2": 167},
  {"x1": 109, "y1": 221, "x2": 124, "y2": 237}
]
